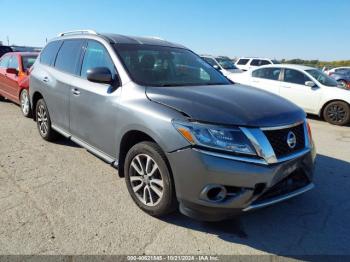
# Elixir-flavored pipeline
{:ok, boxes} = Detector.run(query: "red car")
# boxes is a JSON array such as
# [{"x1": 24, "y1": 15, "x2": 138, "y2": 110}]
[{"x1": 0, "y1": 52, "x2": 39, "y2": 117}]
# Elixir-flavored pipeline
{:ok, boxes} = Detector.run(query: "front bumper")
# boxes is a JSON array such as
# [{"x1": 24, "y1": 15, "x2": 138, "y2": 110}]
[{"x1": 166, "y1": 145, "x2": 316, "y2": 221}]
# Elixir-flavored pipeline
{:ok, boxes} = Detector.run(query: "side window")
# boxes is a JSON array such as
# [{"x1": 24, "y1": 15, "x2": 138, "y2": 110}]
[
  {"x1": 8, "y1": 55, "x2": 19, "y2": 70},
  {"x1": 40, "y1": 41, "x2": 62, "y2": 66},
  {"x1": 0, "y1": 55, "x2": 10, "y2": 68},
  {"x1": 80, "y1": 41, "x2": 115, "y2": 79},
  {"x1": 260, "y1": 60, "x2": 271, "y2": 66},
  {"x1": 283, "y1": 69, "x2": 310, "y2": 85},
  {"x1": 250, "y1": 59, "x2": 260, "y2": 66},
  {"x1": 55, "y1": 40, "x2": 84, "y2": 75},
  {"x1": 237, "y1": 59, "x2": 249, "y2": 65},
  {"x1": 252, "y1": 68, "x2": 281, "y2": 80}
]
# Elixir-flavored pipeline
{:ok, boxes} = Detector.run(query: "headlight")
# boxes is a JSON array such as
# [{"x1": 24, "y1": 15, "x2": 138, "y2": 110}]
[{"x1": 173, "y1": 121, "x2": 256, "y2": 155}]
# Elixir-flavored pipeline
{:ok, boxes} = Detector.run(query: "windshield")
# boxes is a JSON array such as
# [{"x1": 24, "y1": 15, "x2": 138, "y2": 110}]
[
  {"x1": 22, "y1": 55, "x2": 38, "y2": 70},
  {"x1": 272, "y1": 60, "x2": 280, "y2": 64},
  {"x1": 114, "y1": 44, "x2": 230, "y2": 87},
  {"x1": 306, "y1": 69, "x2": 338, "y2": 87},
  {"x1": 216, "y1": 57, "x2": 238, "y2": 70}
]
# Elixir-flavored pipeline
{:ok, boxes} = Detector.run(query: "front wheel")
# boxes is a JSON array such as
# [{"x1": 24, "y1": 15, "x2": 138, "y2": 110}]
[
  {"x1": 323, "y1": 101, "x2": 350, "y2": 126},
  {"x1": 20, "y1": 89, "x2": 31, "y2": 118},
  {"x1": 124, "y1": 141, "x2": 177, "y2": 217},
  {"x1": 35, "y1": 98, "x2": 58, "y2": 141}
]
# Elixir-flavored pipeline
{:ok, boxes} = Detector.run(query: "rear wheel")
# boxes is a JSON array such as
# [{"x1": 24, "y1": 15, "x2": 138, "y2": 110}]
[
  {"x1": 124, "y1": 141, "x2": 177, "y2": 217},
  {"x1": 20, "y1": 89, "x2": 31, "y2": 118},
  {"x1": 323, "y1": 101, "x2": 350, "y2": 126},
  {"x1": 337, "y1": 80, "x2": 348, "y2": 89},
  {"x1": 35, "y1": 98, "x2": 58, "y2": 141}
]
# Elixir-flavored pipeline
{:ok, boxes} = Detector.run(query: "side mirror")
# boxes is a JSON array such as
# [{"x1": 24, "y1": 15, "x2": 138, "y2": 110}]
[
  {"x1": 6, "y1": 68, "x2": 18, "y2": 75},
  {"x1": 87, "y1": 67, "x2": 113, "y2": 84},
  {"x1": 305, "y1": 81, "x2": 317, "y2": 88}
]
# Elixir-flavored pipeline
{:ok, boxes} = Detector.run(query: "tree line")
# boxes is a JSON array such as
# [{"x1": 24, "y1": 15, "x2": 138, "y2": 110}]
[{"x1": 281, "y1": 59, "x2": 350, "y2": 68}]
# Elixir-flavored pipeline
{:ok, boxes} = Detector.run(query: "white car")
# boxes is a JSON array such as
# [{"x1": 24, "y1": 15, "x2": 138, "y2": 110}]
[
  {"x1": 229, "y1": 64, "x2": 350, "y2": 126},
  {"x1": 200, "y1": 55, "x2": 242, "y2": 77},
  {"x1": 325, "y1": 67, "x2": 350, "y2": 76},
  {"x1": 235, "y1": 57, "x2": 280, "y2": 71}
]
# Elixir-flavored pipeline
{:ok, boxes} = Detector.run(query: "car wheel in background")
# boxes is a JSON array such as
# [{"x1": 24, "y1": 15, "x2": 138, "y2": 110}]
[
  {"x1": 337, "y1": 80, "x2": 348, "y2": 89},
  {"x1": 35, "y1": 98, "x2": 58, "y2": 141},
  {"x1": 124, "y1": 141, "x2": 177, "y2": 217},
  {"x1": 20, "y1": 89, "x2": 31, "y2": 118},
  {"x1": 323, "y1": 101, "x2": 350, "y2": 126}
]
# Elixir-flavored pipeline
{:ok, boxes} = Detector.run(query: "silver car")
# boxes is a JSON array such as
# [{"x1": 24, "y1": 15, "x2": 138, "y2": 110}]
[{"x1": 29, "y1": 30, "x2": 316, "y2": 221}]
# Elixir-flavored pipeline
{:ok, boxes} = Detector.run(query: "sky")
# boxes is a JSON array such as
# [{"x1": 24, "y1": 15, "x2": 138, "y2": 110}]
[{"x1": 0, "y1": 0, "x2": 349, "y2": 61}]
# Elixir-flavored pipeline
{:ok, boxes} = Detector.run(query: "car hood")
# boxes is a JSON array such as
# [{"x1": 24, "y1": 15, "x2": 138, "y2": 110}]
[{"x1": 146, "y1": 84, "x2": 306, "y2": 127}]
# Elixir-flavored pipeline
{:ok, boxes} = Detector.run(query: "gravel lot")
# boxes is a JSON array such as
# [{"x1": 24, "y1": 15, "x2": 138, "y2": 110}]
[{"x1": 0, "y1": 99, "x2": 349, "y2": 256}]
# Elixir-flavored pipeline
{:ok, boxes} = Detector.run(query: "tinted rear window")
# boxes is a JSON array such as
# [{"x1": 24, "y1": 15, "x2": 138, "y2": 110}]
[
  {"x1": 40, "y1": 41, "x2": 62, "y2": 66},
  {"x1": 54, "y1": 40, "x2": 84, "y2": 75},
  {"x1": 237, "y1": 59, "x2": 249, "y2": 65},
  {"x1": 0, "y1": 46, "x2": 12, "y2": 58}
]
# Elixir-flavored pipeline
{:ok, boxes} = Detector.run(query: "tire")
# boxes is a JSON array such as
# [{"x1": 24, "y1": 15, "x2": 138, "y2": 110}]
[
  {"x1": 323, "y1": 101, "x2": 350, "y2": 126},
  {"x1": 124, "y1": 141, "x2": 177, "y2": 217},
  {"x1": 337, "y1": 80, "x2": 348, "y2": 89},
  {"x1": 20, "y1": 89, "x2": 32, "y2": 118},
  {"x1": 35, "y1": 98, "x2": 58, "y2": 141}
]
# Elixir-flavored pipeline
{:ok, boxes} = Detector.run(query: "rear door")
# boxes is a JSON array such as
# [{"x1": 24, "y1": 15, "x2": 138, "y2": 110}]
[
  {"x1": 47, "y1": 39, "x2": 84, "y2": 131},
  {"x1": 279, "y1": 68, "x2": 321, "y2": 113},
  {"x1": 69, "y1": 40, "x2": 120, "y2": 158},
  {"x1": 249, "y1": 67, "x2": 282, "y2": 94}
]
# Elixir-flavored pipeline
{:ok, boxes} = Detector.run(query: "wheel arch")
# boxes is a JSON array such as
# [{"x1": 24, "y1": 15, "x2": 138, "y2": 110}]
[
  {"x1": 31, "y1": 91, "x2": 44, "y2": 121},
  {"x1": 319, "y1": 99, "x2": 350, "y2": 117},
  {"x1": 117, "y1": 130, "x2": 171, "y2": 178}
]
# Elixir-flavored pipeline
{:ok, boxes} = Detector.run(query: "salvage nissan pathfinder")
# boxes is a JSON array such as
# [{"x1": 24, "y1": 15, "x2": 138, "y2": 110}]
[{"x1": 29, "y1": 30, "x2": 316, "y2": 221}]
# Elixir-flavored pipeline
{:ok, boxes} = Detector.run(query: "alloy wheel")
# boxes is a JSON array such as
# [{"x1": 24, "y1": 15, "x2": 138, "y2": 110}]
[
  {"x1": 326, "y1": 104, "x2": 347, "y2": 123},
  {"x1": 20, "y1": 90, "x2": 30, "y2": 115},
  {"x1": 37, "y1": 104, "x2": 49, "y2": 136},
  {"x1": 129, "y1": 154, "x2": 164, "y2": 206}
]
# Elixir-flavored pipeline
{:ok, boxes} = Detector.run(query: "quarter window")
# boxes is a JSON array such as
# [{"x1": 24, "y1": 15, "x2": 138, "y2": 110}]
[
  {"x1": 283, "y1": 69, "x2": 310, "y2": 85},
  {"x1": 55, "y1": 40, "x2": 84, "y2": 75},
  {"x1": 80, "y1": 41, "x2": 115, "y2": 79},
  {"x1": 252, "y1": 68, "x2": 281, "y2": 80},
  {"x1": 40, "y1": 41, "x2": 62, "y2": 66}
]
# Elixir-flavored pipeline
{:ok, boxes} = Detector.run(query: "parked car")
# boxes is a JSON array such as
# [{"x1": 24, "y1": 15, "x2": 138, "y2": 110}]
[
  {"x1": 329, "y1": 71, "x2": 350, "y2": 90},
  {"x1": 0, "y1": 52, "x2": 39, "y2": 117},
  {"x1": 235, "y1": 57, "x2": 280, "y2": 71},
  {"x1": 200, "y1": 55, "x2": 242, "y2": 77},
  {"x1": 0, "y1": 45, "x2": 13, "y2": 58},
  {"x1": 230, "y1": 64, "x2": 350, "y2": 126},
  {"x1": 325, "y1": 67, "x2": 350, "y2": 76},
  {"x1": 29, "y1": 30, "x2": 315, "y2": 221}
]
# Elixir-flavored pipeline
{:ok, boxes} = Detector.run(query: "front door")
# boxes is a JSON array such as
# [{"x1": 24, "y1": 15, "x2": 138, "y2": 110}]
[
  {"x1": 279, "y1": 68, "x2": 321, "y2": 114},
  {"x1": 69, "y1": 40, "x2": 120, "y2": 158},
  {"x1": 5, "y1": 55, "x2": 20, "y2": 102}
]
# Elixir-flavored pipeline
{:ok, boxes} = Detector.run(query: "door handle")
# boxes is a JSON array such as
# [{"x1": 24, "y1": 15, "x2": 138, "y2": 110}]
[
  {"x1": 72, "y1": 88, "x2": 80, "y2": 96},
  {"x1": 42, "y1": 77, "x2": 49, "y2": 83}
]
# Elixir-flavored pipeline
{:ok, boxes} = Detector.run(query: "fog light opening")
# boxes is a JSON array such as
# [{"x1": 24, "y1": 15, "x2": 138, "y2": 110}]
[{"x1": 206, "y1": 185, "x2": 227, "y2": 202}]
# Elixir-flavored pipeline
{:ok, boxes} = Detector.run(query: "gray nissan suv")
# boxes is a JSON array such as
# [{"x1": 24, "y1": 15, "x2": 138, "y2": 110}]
[{"x1": 29, "y1": 30, "x2": 316, "y2": 221}]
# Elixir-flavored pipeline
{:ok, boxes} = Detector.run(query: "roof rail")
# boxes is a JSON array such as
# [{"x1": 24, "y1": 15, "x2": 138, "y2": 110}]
[{"x1": 58, "y1": 30, "x2": 98, "y2": 37}]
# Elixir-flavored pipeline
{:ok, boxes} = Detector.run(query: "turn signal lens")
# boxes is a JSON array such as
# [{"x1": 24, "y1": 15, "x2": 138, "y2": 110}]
[
  {"x1": 307, "y1": 121, "x2": 312, "y2": 143},
  {"x1": 177, "y1": 127, "x2": 195, "y2": 144}
]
